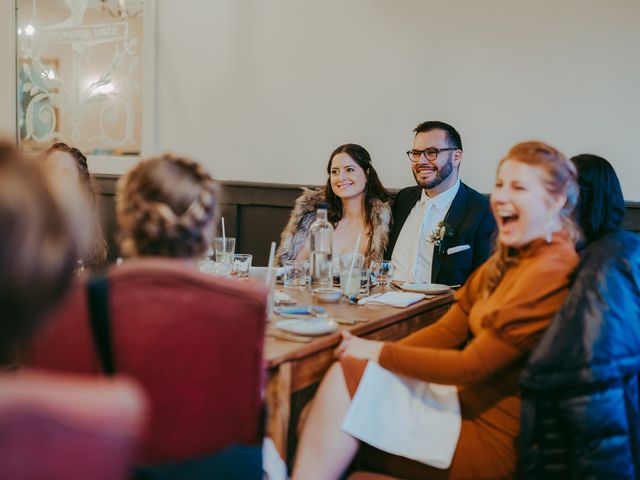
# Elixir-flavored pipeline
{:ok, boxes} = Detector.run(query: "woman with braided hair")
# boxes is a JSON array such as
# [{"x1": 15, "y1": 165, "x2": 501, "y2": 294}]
[
  {"x1": 116, "y1": 153, "x2": 218, "y2": 260},
  {"x1": 26, "y1": 152, "x2": 283, "y2": 477},
  {"x1": 44, "y1": 142, "x2": 108, "y2": 267}
]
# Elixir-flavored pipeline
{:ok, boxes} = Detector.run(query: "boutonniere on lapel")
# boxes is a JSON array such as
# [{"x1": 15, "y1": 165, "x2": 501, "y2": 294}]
[{"x1": 427, "y1": 220, "x2": 455, "y2": 255}]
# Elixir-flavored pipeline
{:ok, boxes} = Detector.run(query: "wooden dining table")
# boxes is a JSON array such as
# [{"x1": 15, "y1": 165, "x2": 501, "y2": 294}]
[{"x1": 263, "y1": 286, "x2": 455, "y2": 461}]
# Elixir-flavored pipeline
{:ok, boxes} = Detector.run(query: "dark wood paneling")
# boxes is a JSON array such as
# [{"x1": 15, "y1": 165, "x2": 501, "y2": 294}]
[
  {"x1": 237, "y1": 205, "x2": 292, "y2": 266},
  {"x1": 623, "y1": 202, "x2": 640, "y2": 232},
  {"x1": 94, "y1": 175, "x2": 640, "y2": 265},
  {"x1": 95, "y1": 175, "x2": 120, "y2": 262},
  {"x1": 217, "y1": 181, "x2": 315, "y2": 265}
]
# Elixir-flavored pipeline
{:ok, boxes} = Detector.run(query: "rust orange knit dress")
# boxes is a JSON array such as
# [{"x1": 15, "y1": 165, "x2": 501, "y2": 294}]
[{"x1": 341, "y1": 231, "x2": 578, "y2": 480}]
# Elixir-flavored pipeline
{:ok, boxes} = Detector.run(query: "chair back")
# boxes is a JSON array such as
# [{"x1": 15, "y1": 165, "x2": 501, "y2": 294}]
[
  {"x1": 26, "y1": 258, "x2": 268, "y2": 464},
  {"x1": 0, "y1": 370, "x2": 146, "y2": 480}
]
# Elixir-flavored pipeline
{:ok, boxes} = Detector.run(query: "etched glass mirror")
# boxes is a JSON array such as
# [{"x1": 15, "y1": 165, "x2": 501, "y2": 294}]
[{"x1": 16, "y1": 0, "x2": 144, "y2": 156}]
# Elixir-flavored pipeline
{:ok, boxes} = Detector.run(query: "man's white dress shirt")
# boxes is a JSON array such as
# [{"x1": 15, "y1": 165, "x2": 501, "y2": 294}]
[{"x1": 392, "y1": 179, "x2": 460, "y2": 283}]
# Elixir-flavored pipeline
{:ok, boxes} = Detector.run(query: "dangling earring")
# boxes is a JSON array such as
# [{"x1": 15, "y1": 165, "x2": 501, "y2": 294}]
[{"x1": 544, "y1": 220, "x2": 553, "y2": 244}]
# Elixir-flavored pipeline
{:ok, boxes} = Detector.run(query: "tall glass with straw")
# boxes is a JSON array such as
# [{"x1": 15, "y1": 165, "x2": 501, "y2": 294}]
[
  {"x1": 340, "y1": 234, "x2": 363, "y2": 297},
  {"x1": 213, "y1": 217, "x2": 235, "y2": 275}
]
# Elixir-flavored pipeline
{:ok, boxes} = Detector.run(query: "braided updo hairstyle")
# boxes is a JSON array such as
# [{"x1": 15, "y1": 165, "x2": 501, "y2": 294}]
[{"x1": 116, "y1": 153, "x2": 219, "y2": 258}]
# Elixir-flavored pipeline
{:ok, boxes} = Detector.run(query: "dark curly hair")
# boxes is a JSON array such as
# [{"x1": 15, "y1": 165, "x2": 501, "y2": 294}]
[
  {"x1": 324, "y1": 143, "x2": 390, "y2": 232},
  {"x1": 116, "y1": 153, "x2": 219, "y2": 258},
  {"x1": 45, "y1": 142, "x2": 108, "y2": 265}
]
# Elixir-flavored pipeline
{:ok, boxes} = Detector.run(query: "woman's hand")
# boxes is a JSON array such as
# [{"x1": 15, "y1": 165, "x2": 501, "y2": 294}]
[{"x1": 334, "y1": 331, "x2": 384, "y2": 362}]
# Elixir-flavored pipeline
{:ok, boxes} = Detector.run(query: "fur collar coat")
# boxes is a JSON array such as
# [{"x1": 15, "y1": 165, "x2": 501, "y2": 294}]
[{"x1": 275, "y1": 188, "x2": 392, "y2": 266}]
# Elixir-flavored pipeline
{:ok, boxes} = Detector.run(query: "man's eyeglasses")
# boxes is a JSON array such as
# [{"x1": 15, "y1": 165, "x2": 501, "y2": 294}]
[{"x1": 406, "y1": 148, "x2": 458, "y2": 163}]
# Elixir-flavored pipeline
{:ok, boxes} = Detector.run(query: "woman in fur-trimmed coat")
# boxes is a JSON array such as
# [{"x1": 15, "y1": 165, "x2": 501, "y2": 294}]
[{"x1": 276, "y1": 144, "x2": 391, "y2": 267}]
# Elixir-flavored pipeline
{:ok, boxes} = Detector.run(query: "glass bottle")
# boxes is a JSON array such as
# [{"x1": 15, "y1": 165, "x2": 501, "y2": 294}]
[{"x1": 309, "y1": 204, "x2": 334, "y2": 288}]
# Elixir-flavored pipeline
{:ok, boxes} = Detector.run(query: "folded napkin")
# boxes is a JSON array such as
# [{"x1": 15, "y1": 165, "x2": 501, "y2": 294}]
[
  {"x1": 273, "y1": 290, "x2": 295, "y2": 305},
  {"x1": 358, "y1": 291, "x2": 425, "y2": 308},
  {"x1": 342, "y1": 362, "x2": 461, "y2": 469}
]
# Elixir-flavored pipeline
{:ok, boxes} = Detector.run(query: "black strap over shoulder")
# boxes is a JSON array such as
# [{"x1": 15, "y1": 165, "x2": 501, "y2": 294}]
[{"x1": 87, "y1": 274, "x2": 115, "y2": 376}]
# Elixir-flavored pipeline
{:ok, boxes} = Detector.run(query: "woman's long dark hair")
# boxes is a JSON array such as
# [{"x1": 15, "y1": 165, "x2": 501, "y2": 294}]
[
  {"x1": 324, "y1": 143, "x2": 390, "y2": 231},
  {"x1": 571, "y1": 154, "x2": 625, "y2": 246},
  {"x1": 45, "y1": 142, "x2": 108, "y2": 265}
]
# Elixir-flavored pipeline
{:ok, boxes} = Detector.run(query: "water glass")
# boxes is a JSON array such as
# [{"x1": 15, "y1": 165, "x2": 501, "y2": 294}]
[
  {"x1": 370, "y1": 260, "x2": 395, "y2": 290},
  {"x1": 214, "y1": 260, "x2": 233, "y2": 276},
  {"x1": 232, "y1": 253, "x2": 252, "y2": 277},
  {"x1": 339, "y1": 253, "x2": 365, "y2": 297},
  {"x1": 339, "y1": 253, "x2": 365, "y2": 273},
  {"x1": 212, "y1": 237, "x2": 235, "y2": 274},
  {"x1": 340, "y1": 269, "x2": 361, "y2": 297},
  {"x1": 283, "y1": 260, "x2": 309, "y2": 288},
  {"x1": 340, "y1": 268, "x2": 370, "y2": 297},
  {"x1": 358, "y1": 268, "x2": 371, "y2": 295},
  {"x1": 212, "y1": 237, "x2": 236, "y2": 260}
]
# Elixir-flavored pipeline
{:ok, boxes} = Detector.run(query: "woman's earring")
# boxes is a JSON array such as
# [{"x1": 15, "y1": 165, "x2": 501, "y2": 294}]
[{"x1": 544, "y1": 221, "x2": 553, "y2": 244}]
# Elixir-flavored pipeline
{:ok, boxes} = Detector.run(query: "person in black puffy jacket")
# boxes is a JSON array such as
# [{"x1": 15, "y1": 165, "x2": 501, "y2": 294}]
[{"x1": 519, "y1": 154, "x2": 640, "y2": 479}]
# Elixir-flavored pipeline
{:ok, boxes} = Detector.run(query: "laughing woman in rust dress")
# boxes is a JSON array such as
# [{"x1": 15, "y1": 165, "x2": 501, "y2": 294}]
[{"x1": 292, "y1": 142, "x2": 581, "y2": 480}]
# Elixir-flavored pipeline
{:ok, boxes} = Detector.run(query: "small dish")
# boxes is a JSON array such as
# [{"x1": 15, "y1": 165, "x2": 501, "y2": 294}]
[
  {"x1": 312, "y1": 287, "x2": 342, "y2": 303},
  {"x1": 276, "y1": 318, "x2": 338, "y2": 336},
  {"x1": 273, "y1": 305, "x2": 327, "y2": 318},
  {"x1": 398, "y1": 283, "x2": 451, "y2": 294}
]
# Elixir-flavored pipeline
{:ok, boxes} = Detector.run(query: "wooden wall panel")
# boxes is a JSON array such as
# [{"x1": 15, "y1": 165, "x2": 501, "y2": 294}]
[{"x1": 237, "y1": 205, "x2": 292, "y2": 265}]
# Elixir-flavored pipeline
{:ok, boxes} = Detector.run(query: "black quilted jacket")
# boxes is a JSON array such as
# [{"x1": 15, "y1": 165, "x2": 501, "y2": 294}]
[{"x1": 519, "y1": 231, "x2": 640, "y2": 479}]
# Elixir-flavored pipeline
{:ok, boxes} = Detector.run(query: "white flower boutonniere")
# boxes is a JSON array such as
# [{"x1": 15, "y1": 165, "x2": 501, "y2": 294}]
[{"x1": 427, "y1": 220, "x2": 455, "y2": 256}]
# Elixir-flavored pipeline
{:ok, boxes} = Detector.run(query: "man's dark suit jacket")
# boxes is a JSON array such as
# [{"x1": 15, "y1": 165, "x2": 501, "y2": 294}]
[{"x1": 385, "y1": 182, "x2": 496, "y2": 286}]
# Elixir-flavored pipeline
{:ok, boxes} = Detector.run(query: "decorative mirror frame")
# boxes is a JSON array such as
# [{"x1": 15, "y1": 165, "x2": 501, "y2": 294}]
[{"x1": 4, "y1": 0, "x2": 157, "y2": 174}]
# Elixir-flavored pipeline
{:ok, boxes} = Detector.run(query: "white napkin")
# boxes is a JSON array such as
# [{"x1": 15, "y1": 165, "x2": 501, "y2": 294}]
[
  {"x1": 262, "y1": 437, "x2": 287, "y2": 480},
  {"x1": 273, "y1": 290, "x2": 295, "y2": 305},
  {"x1": 342, "y1": 362, "x2": 461, "y2": 469},
  {"x1": 358, "y1": 291, "x2": 425, "y2": 308}
]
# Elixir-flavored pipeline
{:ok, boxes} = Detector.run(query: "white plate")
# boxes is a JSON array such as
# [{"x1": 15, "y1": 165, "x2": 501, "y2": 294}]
[
  {"x1": 398, "y1": 282, "x2": 451, "y2": 294},
  {"x1": 276, "y1": 318, "x2": 338, "y2": 336}
]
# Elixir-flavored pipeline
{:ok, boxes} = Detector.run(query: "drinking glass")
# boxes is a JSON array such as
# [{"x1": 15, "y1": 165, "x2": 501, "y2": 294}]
[
  {"x1": 370, "y1": 260, "x2": 395, "y2": 290},
  {"x1": 212, "y1": 237, "x2": 236, "y2": 259},
  {"x1": 283, "y1": 260, "x2": 309, "y2": 288},
  {"x1": 212, "y1": 237, "x2": 235, "y2": 275},
  {"x1": 358, "y1": 267, "x2": 371, "y2": 296},
  {"x1": 339, "y1": 253, "x2": 365, "y2": 297},
  {"x1": 232, "y1": 254, "x2": 252, "y2": 277}
]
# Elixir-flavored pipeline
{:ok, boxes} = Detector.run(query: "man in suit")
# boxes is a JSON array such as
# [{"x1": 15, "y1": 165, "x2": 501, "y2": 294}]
[{"x1": 386, "y1": 121, "x2": 496, "y2": 286}]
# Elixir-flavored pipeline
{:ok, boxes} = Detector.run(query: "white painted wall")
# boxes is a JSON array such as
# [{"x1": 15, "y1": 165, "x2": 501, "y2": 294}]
[
  {"x1": 154, "y1": 0, "x2": 640, "y2": 199},
  {"x1": 2, "y1": 1, "x2": 640, "y2": 199}
]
